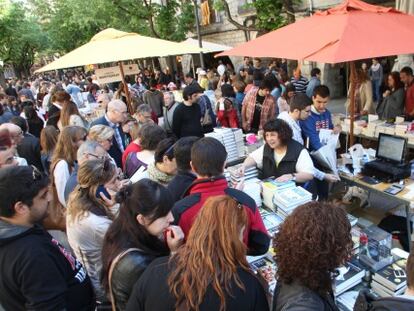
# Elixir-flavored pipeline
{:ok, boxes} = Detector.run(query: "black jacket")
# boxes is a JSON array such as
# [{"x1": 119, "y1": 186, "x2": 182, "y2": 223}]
[
  {"x1": 91, "y1": 116, "x2": 126, "y2": 168},
  {"x1": 354, "y1": 289, "x2": 414, "y2": 311},
  {"x1": 126, "y1": 256, "x2": 269, "y2": 311},
  {"x1": 0, "y1": 220, "x2": 95, "y2": 311},
  {"x1": 261, "y1": 139, "x2": 304, "y2": 180},
  {"x1": 110, "y1": 250, "x2": 157, "y2": 311},
  {"x1": 272, "y1": 282, "x2": 339, "y2": 311},
  {"x1": 167, "y1": 170, "x2": 197, "y2": 202},
  {"x1": 17, "y1": 133, "x2": 42, "y2": 170}
]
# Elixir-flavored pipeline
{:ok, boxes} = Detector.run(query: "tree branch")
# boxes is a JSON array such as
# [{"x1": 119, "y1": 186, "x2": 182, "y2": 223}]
[
  {"x1": 221, "y1": 0, "x2": 260, "y2": 32},
  {"x1": 142, "y1": 0, "x2": 161, "y2": 38}
]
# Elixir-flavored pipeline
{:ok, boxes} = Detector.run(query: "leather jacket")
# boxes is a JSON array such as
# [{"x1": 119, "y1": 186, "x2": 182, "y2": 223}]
[{"x1": 110, "y1": 250, "x2": 156, "y2": 311}]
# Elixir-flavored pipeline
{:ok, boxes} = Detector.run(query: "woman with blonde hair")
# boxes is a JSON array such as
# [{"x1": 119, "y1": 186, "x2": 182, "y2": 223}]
[
  {"x1": 88, "y1": 124, "x2": 115, "y2": 152},
  {"x1": 40, "y1": 125, "x2": 59, "y2": 174},
  {"x1": 126, "y1": 195, "x2": 268, "y2": 311},
  {"x1": 58, "y1": 101, "x2": 89, "y2": 130},
  {"x1": 50, "y1": 125, "x2": 87, "y2": 209},
  {"x1": 67, "y1": 158, "x2": 119, "y2": 304}
]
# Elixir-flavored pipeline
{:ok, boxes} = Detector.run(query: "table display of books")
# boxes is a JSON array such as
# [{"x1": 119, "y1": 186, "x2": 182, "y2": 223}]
[
  {"x1": 205, "y1": 128, "x2": 245, "y2": 162},
  {"x1": 371, "y1": 257, "x2": 407, "y2": 297},
  {"x1": 247, "y1": 255, "x2": 277, "y2": 295},
  {"x1": 272, "y1": 185, "x2": 313, "y2": 218},
  {"x1": 261, "y1": 180, "x2": 295, "y2": 209},
  {"x1": 334, "y1": 259, "x2": 366, "y2": 296},
  {"x1": 259, "y1": 209, "x2": 284, "y2": 236}
]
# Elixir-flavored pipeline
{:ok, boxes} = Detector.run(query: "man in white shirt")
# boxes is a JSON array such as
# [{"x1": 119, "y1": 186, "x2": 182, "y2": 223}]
[{"x1": 277, "y1": 93, "x2": 339, "y2": 184}]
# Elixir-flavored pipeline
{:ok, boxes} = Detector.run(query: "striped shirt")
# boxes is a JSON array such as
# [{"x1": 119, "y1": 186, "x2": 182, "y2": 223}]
[{"x1": 290, "y1": 76, "x2": 309, "y2": 93}]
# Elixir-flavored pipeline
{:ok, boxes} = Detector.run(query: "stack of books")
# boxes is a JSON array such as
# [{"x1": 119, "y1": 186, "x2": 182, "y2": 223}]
[
  {"x1": 272, "y1": 186, "x2": 312, "y2": 218},
  {"x1": 371, "y1": 258, "x2": 407, "y2": 297},
  {"x1": 260, "y1": 209, "x2": 284, "y2": 236},
  {"x1": 241, "y1": 178, "x2": 262, "y2": 208},
  {"x1": 225, "y1": 164, "x2": 259, "y2": 184},
  {"x1": 336, "y1": 289, "x2": 362, "y2": 311},
  {"x1": 261, "y1": 180, "x2": 295, "y2": 210},
  {"x1": 395, "y1": 122, "x2": 411, "y2": 137},
  {"x1": 206, "y1": 128, "x2": 245, "y2": 162},
  {"x1": 248, "y1": 255, "x2": 277, "y2": 294},
  {"x1": 375, "y1": 123, "x2": 395, "y2": 137},
  {"x1": 334, "y1": 260, "x2": 366, "y2": 296},
  {"x1": 362, "y1": 119, "x2": 385, "y2": 137}
]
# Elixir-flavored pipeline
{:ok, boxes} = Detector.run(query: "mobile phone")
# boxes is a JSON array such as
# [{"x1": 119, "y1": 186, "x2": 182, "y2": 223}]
[{"x1": 96, "y1": 185, "x2": 111, "y2": 200}]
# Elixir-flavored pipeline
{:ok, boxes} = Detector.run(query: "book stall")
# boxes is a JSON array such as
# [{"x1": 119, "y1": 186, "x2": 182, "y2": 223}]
[{"x1": 220, "y1": 131, "x2": 411, "y2": 311}]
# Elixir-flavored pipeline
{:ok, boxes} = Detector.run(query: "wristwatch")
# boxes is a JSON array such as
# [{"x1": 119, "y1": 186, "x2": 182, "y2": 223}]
[{"x1": 291, "y1": 173, "x2": 297, "y2": 182}]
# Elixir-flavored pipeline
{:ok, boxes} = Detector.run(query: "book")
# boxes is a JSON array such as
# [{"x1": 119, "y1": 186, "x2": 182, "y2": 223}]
[
  {"x1": 260, "y1": 210, "x2": 284, "y2": 236},
  {"x1": 372, "y1": 258, "x2": 407, "y2": 292},
  {"x1": 336, "y1": 290, "x2": 360, "y2": 311},
  {"x1": 371, "y1": 280, "x2": 406, "y2": 297},
  {"x1": 334, "y1": 261, "x2": 366, "y2": 296},
  {"x1": 261, "y1": 180, "x2": 295, "y2": 209},
  {"x1": 273, "y1": 186, "x2": 312, "y2": 213}
]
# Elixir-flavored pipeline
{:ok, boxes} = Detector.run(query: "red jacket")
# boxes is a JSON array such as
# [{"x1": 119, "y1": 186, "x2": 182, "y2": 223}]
[{"x1": 172, "y1": 177, "x2": 270, "y2": 256}]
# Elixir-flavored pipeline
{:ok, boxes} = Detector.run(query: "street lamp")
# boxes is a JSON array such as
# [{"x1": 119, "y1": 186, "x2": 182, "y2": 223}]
[{"x1": 193, "y1": 0, "x2": 205, "y2": 69}]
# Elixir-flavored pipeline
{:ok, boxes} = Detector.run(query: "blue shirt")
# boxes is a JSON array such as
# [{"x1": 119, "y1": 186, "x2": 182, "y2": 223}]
[{"x1": 300, "y1": 105, "x2": 333, "y2": 151}]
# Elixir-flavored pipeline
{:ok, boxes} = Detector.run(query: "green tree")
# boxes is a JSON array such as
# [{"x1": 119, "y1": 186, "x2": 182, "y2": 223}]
[
  {"x1": 29, "y1": 0, "x2": 196, "y2": 55},
  {"x1": 0, "y1": 2, "x2": 48, "y2": 77},
  {"x1": 214, "y1": 0, "x2": 299, "y2": 34}
]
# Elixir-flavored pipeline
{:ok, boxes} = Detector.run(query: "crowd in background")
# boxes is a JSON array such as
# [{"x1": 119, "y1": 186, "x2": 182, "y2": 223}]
[{"x1": 0, "y1": 56, "x2": 414, "y2": 311}]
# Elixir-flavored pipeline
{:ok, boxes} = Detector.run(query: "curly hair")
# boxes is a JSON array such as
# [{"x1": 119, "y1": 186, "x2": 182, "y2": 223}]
[{"x1": 273, "y1": 201, "x2": 352, "y2": 295}]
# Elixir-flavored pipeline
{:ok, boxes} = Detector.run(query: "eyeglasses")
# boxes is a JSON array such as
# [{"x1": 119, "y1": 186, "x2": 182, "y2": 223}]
[{"x1": 84, "y1": 152, "x2": 107, "y2": 160}]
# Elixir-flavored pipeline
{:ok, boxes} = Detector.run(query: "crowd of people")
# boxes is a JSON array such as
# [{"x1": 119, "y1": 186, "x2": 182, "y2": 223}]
[{"x1": 0, "y1": 57, "x2": 413, "y2": 310}]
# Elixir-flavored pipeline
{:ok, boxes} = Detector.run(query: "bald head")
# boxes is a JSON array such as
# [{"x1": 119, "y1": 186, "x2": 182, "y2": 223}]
[
  {"x1": 0, "y1": 123, "x2": 23, "y2": 147},
  {"x1": 107, "y1": 99, "x2": 128, "y2": 124}
]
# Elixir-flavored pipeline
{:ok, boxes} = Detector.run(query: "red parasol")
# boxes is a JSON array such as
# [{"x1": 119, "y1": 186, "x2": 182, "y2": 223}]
[{"x1": 217, "y1": 0, "x2": 414, "y2": 145}]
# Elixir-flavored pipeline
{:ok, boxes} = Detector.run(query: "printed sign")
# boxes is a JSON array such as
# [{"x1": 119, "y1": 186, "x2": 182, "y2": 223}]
[{"x1": 95, "y1": 64, "x2": 139, "y2": 84}]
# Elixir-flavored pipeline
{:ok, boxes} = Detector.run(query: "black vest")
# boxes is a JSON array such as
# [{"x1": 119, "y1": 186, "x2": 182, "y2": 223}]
[{"x1": 260, "y1": 139, "x2": 304, "y2": 179}]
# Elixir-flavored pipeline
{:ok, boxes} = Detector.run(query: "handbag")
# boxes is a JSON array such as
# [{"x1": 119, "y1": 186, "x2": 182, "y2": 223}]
[{"x1": 108, "y1": 248, "x2": 141, "y2": 311}]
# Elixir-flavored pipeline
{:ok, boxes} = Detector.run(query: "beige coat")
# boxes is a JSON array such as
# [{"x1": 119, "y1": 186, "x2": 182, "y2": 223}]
[{"x1": 345, "y1": 81, "x2": 374, "y2": 114}]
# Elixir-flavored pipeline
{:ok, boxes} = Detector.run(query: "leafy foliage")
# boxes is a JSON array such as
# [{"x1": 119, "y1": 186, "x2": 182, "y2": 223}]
[{"x1": 0, "y1": 1, "x2": 48, "y2": 77}]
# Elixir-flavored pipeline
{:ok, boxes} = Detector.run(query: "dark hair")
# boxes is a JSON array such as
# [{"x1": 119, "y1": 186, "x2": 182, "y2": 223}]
[
  {"x1": 259, "y1": 77, "x2": 274, "y2": 91},
  {"x1": 174, "y1": 137, "x2": 199, "y2": 171},
  {"x1": 310, "y1": 68, "x2": 321, "y2": 77},
  {"x1": 51, "y1": 91, "x2": 71, "y2": 103},
  {"x1": 10, "y1": 116, "x2": 28, "y2": 133},
  {"x1": 290, "y1": 93, "x2": 312, "y2": 112},
  {"x1": 138, "y1": 124, "x2": 166, "y2": 151},
  {"x1": 0, "y1": 166, "x2": 49, "y2": 217},
  {"x1": 285, "y1": 83, "x2": 296, "y2": 94},
  {"x1": 185, "y1": 72, "x2": 194, "y2": 79},
  {"x1": 233, "y1": 80, "x2": 246, "y2": 93},
  {"x1": 221, "y1": 84, "x2": 235, "y2": 98},
  {"x1": 274, "y1": 201, "x2": 352, "y2": 295},
  {"x1": 401, "y1": 66, "x2": 413, "y2": 76},
  {"x1": 101, "y1": 179, "x2": 171, "y2": 290},
  {"x1": 407, "y1": 250, "x2": 414, "y2": 289},
  {"x1": 191, "y1": 137, "x2": 227, "y2": 177},
  {"x1": 149, "y1": 79, "x2": 158, "y2": 88},
  {"x1": 253, "y1": 70, "x2": 264, "y2": 82},
  {"x1": 265, "y1": 74, "x2": 281, "y2": 91},
  {"x1": 389, "y1": 71, "x2": 404, "y2": 90},
  {"x1": 313, "y1": 85, "x2": 330, "y2": 98},
  {"x1": 154, "y1": 137, "x2": 176, "y2": 163},
  {"x1": 263, "y1": 119, "x2": 292, "y2": 146}
]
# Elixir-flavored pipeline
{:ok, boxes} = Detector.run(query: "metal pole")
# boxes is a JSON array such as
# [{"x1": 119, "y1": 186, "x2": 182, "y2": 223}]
[
  {"x1": 349, "y1": 61, "x2": 357, "y2": 147},
  {"x1": 193, "y1": 0, "x2": 205, "y2": 69},
  {"x1": 118, "y1": 62, "x2": 132, "y2": 114}
]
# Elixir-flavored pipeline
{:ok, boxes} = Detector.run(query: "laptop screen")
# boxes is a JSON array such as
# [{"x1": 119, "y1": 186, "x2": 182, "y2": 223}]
[{"x1": 376, "y1": 133, "x2": 406, "y2": 163}]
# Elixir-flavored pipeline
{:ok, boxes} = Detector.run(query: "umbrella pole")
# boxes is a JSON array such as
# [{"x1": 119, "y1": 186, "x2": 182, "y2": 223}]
[
  {"x1": 349, "y1": 61, "x2": 357, "y2": 147},
  {"x1": 119, "y1": 62, "x2": 132, "y2": 114}
]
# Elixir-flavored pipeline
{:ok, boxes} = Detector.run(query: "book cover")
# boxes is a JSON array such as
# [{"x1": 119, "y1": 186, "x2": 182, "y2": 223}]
[
  {"x1": 334, "y1": 261, "x2": 365, "y2": 296},
  {"x1": 372, "y1": 258, "x2": 407, "y2": 292}
]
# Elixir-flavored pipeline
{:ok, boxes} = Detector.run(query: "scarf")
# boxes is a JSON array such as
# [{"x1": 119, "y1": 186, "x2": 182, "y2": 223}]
[
  {"x1": 371, "y1": 63, "x2": 380, "y2": 71},
  {"x1": 147, "y1": 163, "x2": 174, "y2": 185}
]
